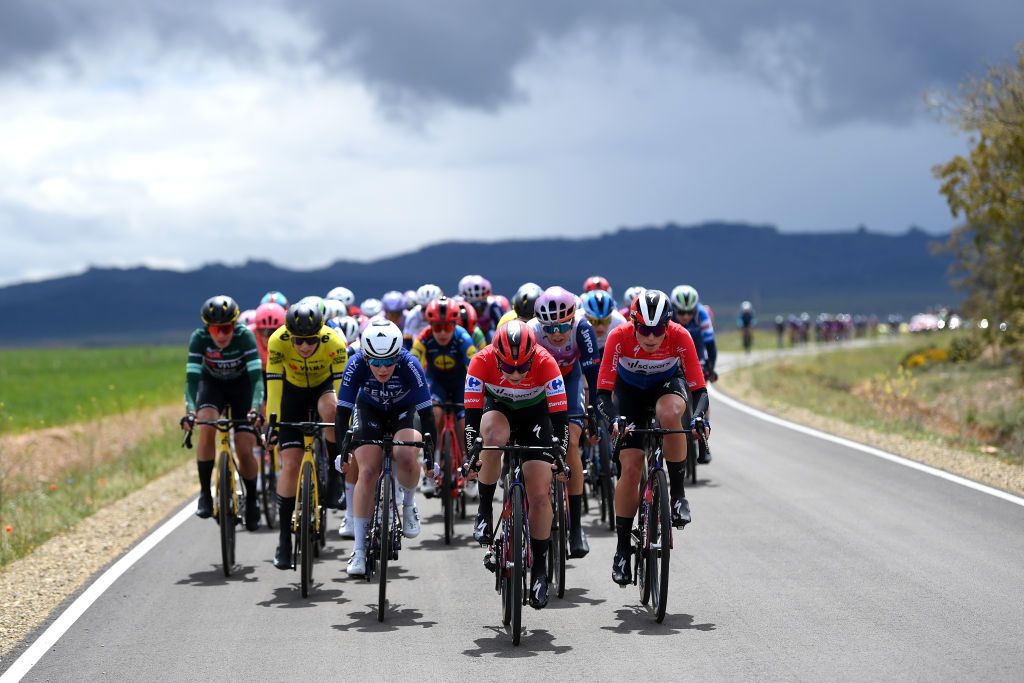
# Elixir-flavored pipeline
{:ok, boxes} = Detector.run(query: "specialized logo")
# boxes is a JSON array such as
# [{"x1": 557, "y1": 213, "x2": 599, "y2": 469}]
[{"x1": 532, "y1": 424, "x2": 541, "y2": 439}]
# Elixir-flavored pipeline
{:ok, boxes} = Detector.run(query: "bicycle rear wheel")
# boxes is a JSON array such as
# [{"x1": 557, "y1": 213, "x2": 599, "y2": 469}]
[
  {"x1": 314, "y1": 437, "x2": 328, "y2": 551},
  {"x1": 300, "y1": 461, "x2": 314, "y2": 598},
  {"x1": 510, "y1": 485, "x2": 524, "y2": 646},
  {"x1": 686, "y1": 435, "x2": 698, "y2": 485},
  {"x1": 598, "y1": 428, "x2": 615, "y2": 530},
  {"x1": 550, "y1": 479, "x2": 567, "y2": 600},
  {"x1": 377, "y1": 473, "x2": 392, "y2": 622},
  {"x1": 261, "y1": 446, "x2": 278, "y2": 529},
  {"x1": 648, "y1": 469, "x2": 671, "y2": 623},
  {"x1": 217, "y1": 452, "x2": 234, "y2": 577},
  {"x1": 441, "y1": 432, "x2": 454, "y2": 545}
]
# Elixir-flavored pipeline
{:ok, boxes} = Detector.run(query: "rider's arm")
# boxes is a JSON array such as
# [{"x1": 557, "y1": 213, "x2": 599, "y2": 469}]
[
  {"x1": 265, "y1": 331, "x2": 286, "y2": 419},
  {"x1": 411, "y1": 329, "x2": 429, "y2": 370},
  {"x1": 238, "y1": 326, "x2": 265, "y2": 411},
  {"x1": 463, "y1": 353, "x2": 488, "y2": 455},
  {"x1": 184, "y1": 329, "x2": 204, "y2": 412},
  {"x1": 596, "y1": 390, "x2": 618, "y2": 425},
  {"x1": 673, "y1": 325, "x2": 707, "y2": 394},
  {"x1": 539, "y1": 352, "x2": 569, "y2": 459},
  {"x1": 595, "y1": 324, "x2": 625, "y2": 394},
  {"x1": 403, "y1": 351, "x2": 437, "y2": 440},
  {"x1": 699, "y1": 306, "x2": 717, "y2": 372},
  {"x1": 576, "y1": 319, "x2": 601, "y2": 408},
  {"x1": 326, "y1": 330, "x2": 349, "y2": 395},
  {"x1": 704, "y1": 339, "x2": 717, "y2": 373}
]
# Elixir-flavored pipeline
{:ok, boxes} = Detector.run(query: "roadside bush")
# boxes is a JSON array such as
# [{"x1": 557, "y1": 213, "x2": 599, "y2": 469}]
[{"x1": 948, "y1": 335, "x2": 983, "y2": 363}]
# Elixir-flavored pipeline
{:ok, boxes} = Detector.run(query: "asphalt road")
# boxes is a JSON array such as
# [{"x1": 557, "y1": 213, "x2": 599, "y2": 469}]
[{"x1": 8, "y1": 354, "x2": 1024, "y2": 681}]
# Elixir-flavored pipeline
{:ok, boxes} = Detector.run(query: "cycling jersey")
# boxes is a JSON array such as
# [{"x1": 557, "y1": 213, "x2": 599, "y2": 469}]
[
  {"x1": 248, "y1": 323, "x2": 270, "y2": 369},
  {"x1": 265, "y1": 326, "x2": 348, "y2": 420},
  {"x1": 402, "y1": 306, "x2": 428, "y2": 348},
  {"x1": 597, "y1": 321, "x2": 706, "y2": 393},
  {"x1": 336, "y1": 348, "x2": 432, "y2": 414},
  {"x1": 576, "y1": 308, "x2": 627, "y2": 353},
  {"x1": 496, "y1": 310, "x2": 518, "y2": 329},
  {"x1": 527, "y1": 316, "x2": 600, "y2": 409},
  {"x1": 473, "y1": 297, "x2": 506, "y2": 343},
  {"x1": 185, "y1": 323, "x2": 264, "y2": 412},
  {"x1": 682, "y1": 304, "x2": 717, "y2": 371},
  {"x1": 464, "y1": 345, "x2": 567, "y2": 413},
  {"x1": 412, "y1": 325, "x2": 476, "y2": 379}
]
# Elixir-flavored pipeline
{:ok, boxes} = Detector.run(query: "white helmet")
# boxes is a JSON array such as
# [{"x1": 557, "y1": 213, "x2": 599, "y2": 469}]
[
  {"x1": 298, "y1": 296, "x2": 325, "y2": 316},
  {"x1": 322, "y1": 298, "x2": 345, "y2": 321},
  {"x1": 360, "y1": 319, "x2": 403, "y2": 359},
  {"x1": 325, "y1": 286, "x2": 355, "y2": 308},
  {"x1": 360, "y1": 298, "x2": 383, "y2": 317},
  {"x1": 335, "y1": 316, "x2": 360, "y2": 344},
  {"x1": 623, "y1": 286, "x2": 645, "y2": 308},
  {"x1": 416, "y1": 284, "x2": 443, "y2": 307},
  {"x1": 741, "y1": 300, "x2": 753, "y2": 312}
]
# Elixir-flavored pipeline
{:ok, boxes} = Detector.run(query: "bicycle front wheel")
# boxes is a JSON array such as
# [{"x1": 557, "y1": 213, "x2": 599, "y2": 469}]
[
  {"x1": 598, "y1": 429, "x2": 615, "y2": 530},
  {"x1": 377, "y1": 474, "x2": 392, "y2": 622},
  {"x1": 261, "y1": 446, "x2": 278, "y2": 529},
  {"x1": 300, "y1": 461, "x2": 314, "y2": 598},
  {"x1": 550, "y1": 479, "x2": 567, "y2": 600},
  {"x1": 218, "y1": 453, "x2": 234, "y2": 577},
  {"x1": 510, "y1": 485, "x2": 524, "y2": 646},
  {"x1": 648, "y1": 469, "x2": 672, "y2": 623},
  {"x1": 441, "y1": 432, "x2": 453, "y2": 545}
]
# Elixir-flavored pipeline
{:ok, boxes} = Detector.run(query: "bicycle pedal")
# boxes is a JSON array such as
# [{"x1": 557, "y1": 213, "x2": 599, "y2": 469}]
[{"x1": 483, "y1": 551, "x2": 497, "y2": 573}]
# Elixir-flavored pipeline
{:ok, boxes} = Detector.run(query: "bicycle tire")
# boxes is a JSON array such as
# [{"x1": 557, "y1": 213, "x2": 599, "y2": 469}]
[
  {"x1": 459, "y1": 490, "x2": 467, "y2": 520},
  {"x1": 217, "y1": 452, "x2": 234, "y2": 577},
  {"x1": 511, "y1": 485, "x2": 524, "y2": 646},
  {"x1": 686, "y1": 435, "x2": 698, "y2": 485},
  {"x1": 314, "y1": 437, "x2": 328, "y2": 551},
  {"x1": 637, "y1": 470, "x2": 651, "y2": 606},
  {"x1": 649, "y1": 469, "x2": 671, "y2": 623},
  {"x1": 377, "y1": 471, "x2": 391, "y2": 622},
  {"x1": 300, "y1": 461, "x2": 314, "y2": 598},
  {"x1": 441, "y1": 431, "x2": 453, "y2": 545},
  {"x1": 598, "y1": 427, "x2": 615, "y2": 530},
  {"x1": 552, "y1": 479, "x2": 567, "y2": 600},
  {"x1": 261, "y1": 447, "x2": 278, "y2": 529}
]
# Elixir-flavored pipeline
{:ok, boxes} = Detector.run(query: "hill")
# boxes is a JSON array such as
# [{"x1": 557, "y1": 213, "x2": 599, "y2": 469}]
[{"x1": 0, "y1": 222, "x2": 955, "y2": 345}]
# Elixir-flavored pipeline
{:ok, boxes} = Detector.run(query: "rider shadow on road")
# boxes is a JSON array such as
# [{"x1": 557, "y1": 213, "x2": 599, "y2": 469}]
[
  {"x1": 332, "y1": 603, "x2": 437, "y2": 633},
  {"x1": 462, "y1": 626, "x2": 572, "y2": 659},
  {"x1": 257, "y1": 584, "x2": 349, "y2": 609},
  {"x1": 600, "y1": 605, "x2": 715, "y2": 636},
  {"x1": 545, "y1": 587, "x2": 606, "y2": 610},
  {"x1": 415, "y1": 533, "x2": 472, "y2": 552},
  {"x1": 176, "y1": 565, "x2": 258, "y2": 587}
]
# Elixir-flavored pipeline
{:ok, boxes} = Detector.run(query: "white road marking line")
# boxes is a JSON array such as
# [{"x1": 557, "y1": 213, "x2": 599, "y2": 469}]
[
  {"x1": 710, "y1": 386, "x2": 1024, "y2": 508},
  {"x1": 1, "y1": 499, "x2": 198, "y2": 682}
]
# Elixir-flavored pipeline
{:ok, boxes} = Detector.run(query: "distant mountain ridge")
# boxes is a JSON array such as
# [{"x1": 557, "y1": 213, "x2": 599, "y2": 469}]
[{"x1": 1, "y1": 222, "x2": 955, "y2": 345}]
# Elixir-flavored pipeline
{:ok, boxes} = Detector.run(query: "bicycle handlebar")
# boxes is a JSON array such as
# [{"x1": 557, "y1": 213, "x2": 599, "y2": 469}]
[{"x1": 181, "y1": 418, "x2": 254, "y2": 449}]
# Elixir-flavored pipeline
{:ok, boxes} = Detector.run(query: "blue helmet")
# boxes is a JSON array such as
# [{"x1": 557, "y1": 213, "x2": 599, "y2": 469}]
[{"x1": 581, "y1": 290, "x2": 616, "y2": 320}]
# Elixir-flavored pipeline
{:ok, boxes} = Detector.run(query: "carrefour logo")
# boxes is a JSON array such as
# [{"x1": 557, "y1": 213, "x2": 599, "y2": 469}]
[
  {"x1": 466, "y1": 375, "x2": 483, "y2": 390},
  {"x1": 547, "y1": 378, "x2": 565, "y2": 394}
]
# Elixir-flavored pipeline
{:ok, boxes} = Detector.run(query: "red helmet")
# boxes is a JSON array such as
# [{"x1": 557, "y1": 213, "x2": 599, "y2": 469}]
[
  {"x1": 583, "y1": 276, "x2": 610, "y2": 293},
  {"x1": 456, "y1": 299, "x2": 478, "y2": 333},
  {"x1": 492, "y1": 320, "x2": 536, "y2": 366},
  {"x1": 425, "y1": 296, "x2": 460, "y2": 324},
  {"x1": 254, "y1": 302, "x2": 286, "y2": 330}
]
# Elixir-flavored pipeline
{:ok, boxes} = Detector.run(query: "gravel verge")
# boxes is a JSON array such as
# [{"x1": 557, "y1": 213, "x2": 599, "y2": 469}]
[{"x1": 717, "y1": 364, "x2": 1024, "y2": 496}]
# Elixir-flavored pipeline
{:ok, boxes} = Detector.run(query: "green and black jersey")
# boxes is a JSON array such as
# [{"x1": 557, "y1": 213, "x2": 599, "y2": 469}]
[{"x1": 184, "y1": 323, "x2": 265, "y2": 411}]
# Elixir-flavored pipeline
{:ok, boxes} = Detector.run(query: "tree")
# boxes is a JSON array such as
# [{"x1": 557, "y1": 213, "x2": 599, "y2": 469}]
[{"x1": 933, "y1": 44, "x2": 1024, "y2": 375}]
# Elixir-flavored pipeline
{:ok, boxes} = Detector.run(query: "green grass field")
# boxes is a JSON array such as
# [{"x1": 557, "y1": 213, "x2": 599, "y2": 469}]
[{"x1": 0, "y1": 346, "x2": 183, "y2": 434}]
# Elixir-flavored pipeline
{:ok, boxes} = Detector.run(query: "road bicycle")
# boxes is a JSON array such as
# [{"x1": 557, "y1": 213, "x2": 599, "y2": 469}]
[
  {"x1": 349, "y1": 432, "x2": 428, "y2": 622},
  {"x1": 267, "y1": 413, "x2": 333, "y2": 598},
  {"x1": 582, "y1": 407, "x2": 615, "y2": 530},
  {"x1": 435, "y1": 402, "x2": 468, "y2": 545},
  {"x1": 182, "y1": 410, "x2": 253, "y2": 577},
  {"x1": 465, "y1": 439, "x2": 562, "y2": 646},
  {"x1": 258, "y1": 439, "x2": 279, "y2": 529}
]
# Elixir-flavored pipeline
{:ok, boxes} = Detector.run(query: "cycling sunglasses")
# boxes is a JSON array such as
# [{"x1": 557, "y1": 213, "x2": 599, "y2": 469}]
[
  {"x1": 430, "y1": 323, "x2": 455, "y2": 334},
  {"x1": 208, "y1": 323, "x2": 234, "y2": 335},
  {"x1": 291, "y1": 336, "x2": 319, "y2": 347},
  {"x1": 498, "y1": 359, "x2": 533, "y2": 375},
  {"x1": 636, "y1": 322, "x2": 668, "y2": 337},
  {"x1": 541, "y1": 321, "x2": 573, "y2": 335},
  {"x1": 586, "y1": 315, "x2": 612, "y2": 326},
  {"x1": 368, "y1": 356, "x2": 399, "y2": 367}
]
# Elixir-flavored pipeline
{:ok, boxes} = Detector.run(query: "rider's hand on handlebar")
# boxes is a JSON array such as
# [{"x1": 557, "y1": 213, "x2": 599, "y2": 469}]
[
  {"x1": 690, "y1": 414, "x2": 711, "y2": 440},
  {"x1": 179, "y1": 412, "x2": 196, "y2": 432},
  {"x1": 247, "y1": 409, "x2": 265, "y2": 429},
  {"x1": 265, "y1": 429, "x2": 279, "y2": 447}
]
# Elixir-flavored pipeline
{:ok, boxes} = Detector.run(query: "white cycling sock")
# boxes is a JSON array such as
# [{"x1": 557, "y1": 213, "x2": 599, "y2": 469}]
[
  {"x1": 352, "y1": 517, "x2": 368, "y2": 552},
  {"x1": 399, "y1": 484, "x2": 416, "y2": 507},
  {"x1": 344, "y1": 482, "x2": 355, "y2": 522}
]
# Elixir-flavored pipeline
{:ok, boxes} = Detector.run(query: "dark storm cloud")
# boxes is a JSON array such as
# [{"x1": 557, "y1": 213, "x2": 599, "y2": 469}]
[{"x1": 2, "y1": 0, "x2": 1022, "y2": 123}]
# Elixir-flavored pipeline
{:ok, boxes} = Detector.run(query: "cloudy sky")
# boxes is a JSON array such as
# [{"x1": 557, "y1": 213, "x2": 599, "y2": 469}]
[{"x1": 1, "y1": 1, "x2": 1021, "y2": 285}]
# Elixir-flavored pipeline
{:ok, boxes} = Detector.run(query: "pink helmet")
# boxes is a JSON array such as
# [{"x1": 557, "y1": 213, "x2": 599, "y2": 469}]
[
  {"x1": 535, "y1": 286, "x2": 577, "y2": 324},
  {"x1": 254, "y1": 302, "x2": 286, "y2": 330}
]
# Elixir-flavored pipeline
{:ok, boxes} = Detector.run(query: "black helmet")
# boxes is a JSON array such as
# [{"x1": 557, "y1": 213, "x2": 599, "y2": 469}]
[
  {"x1": 285, "y1": 303, "x2": 323, "y2": 337},
  {"x1": 512, "y1": 282, "x2": 544, "y2": 319},
  {"x1": 200, "y1": 295, "x2": 239, "y2": 325}
]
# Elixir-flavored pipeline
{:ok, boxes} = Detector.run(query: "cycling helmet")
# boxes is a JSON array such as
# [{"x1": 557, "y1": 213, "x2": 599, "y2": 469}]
[
  {"x1": 459, "y1": 275, "x2": 491, "y2": 302},
  {"x1": 534, "y1": 286, "x2": 577, "y2": 324},
  {"x1": 322, "y1": 298, "x2": 345, "y2": 321},
  {"x1": 298, "y1": 296, "x2": 326, "y2": 317},
  {"x1": 632, "y1": 289, "x2": 671, "y2": 326},
  {"x1": 426, "y1": 296, "x2": 460, "y2": 324},
  {"x1": 582, "y1": 276, "x2": 610, "y2": 293},
  {"x1": 670, "y1": 285, "x2": 699, "y2": 314},
  {"x1": 254, "y1": 302, "x2": 286, "y2": 330},
  {"x1": 201, "y1": 295, "x2": 240, "y2": 325},
  {"x1": 456, "y1": 299, "x2": 478, "y2": 333},
  {"x1": 416, "y1": 284, "x2": 443, "y2": 307},
  {"x1": 403, "y1": 290, "x2": 418, "y2": 310},
  {"x1": 581, "y1": 290, "x2": 616, "y2": 320},
  {"x1": 741, "y1": 300, "x2": 753, "y2": 312},
  {"x1": 512, "y1": 282, "x2": 543, "y2": 319},
  {"x1": 492, "y1": 320, "x2": 537, "y2": 366},
  {"x1": 381, "y1": 291, "x2": 406, "y2": 313},
  {"x1": 360, "y1": 319, "x2": 403, "y2": 359},
  {"x1": 238, "y1": 308, "x2": 257, "y2": 327},
  {"x1": 260, "y1": 291, "x2": 288, "y2": 307},
  {"x1": 285, "y1": 302, "x2": 323, "y2": 337},
  {"x1": 360, "y1": 298, "x2": 383, "y2": 317},
  {"x1": 335, "y1": 316, "x2": 360, "y2": 344},
  {"x1": 325, "y1": 286, "x2": 355, "y2": 308},
  {"x1": 622, "y1": 286, "x2": 645, "y2": 309},
  {"x1": 493, "y1": 294, "x2": 510, "y2": 313}
]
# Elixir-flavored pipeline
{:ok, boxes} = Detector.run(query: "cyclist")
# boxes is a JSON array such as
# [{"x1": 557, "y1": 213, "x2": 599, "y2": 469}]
[
  {"x1": 333, "y1": 314, "x2": 362, "y2": 539},
  {"x1": 252, "y1": 302, "x2": 286, "y2": 369},
  {"x1": 595, "y1": 290, "x2": 709, "y2": 586},
  {"x1": 528, "y1": 287, "x2": 600, "y2": 559},
  {"x1": 381, "y1": 291, "x2": 408, "y2": 326},
  {"x1": 459, "y1": 275, "x2": 502, "y2": 342},
  {"x1": 497, "y1": 282, "x2": 543, "y2": 328},
  {"x1": 403, "y1": 283, "x2": 443, "y2": 348},
  {"x1": 464, "y1": 321, "x2": 568, "y2": 609},
  {"x1": 325, "y1": 286, "x2": 358, "y2": 317},
  {"x1": 738, "y1": 301, "x2": 757, "y2": 352},
  {"x1": 360, "y1": 298, "x2": 383, "y2": 318},
  {"x1": 580, "y1": 289, "x2": 626, "y2": 354},
  {"x1": 412, "y1": 296, "x2": 477, "y2": 495},
  {"x1": 181, "y1": 295, "x2": 265, "y2": 530},
  {"x1": 239, "y1": 308, "x2": 257, "y2": 328},
  {"x1": 620, "y1": 286, "x2": 644, "y2": 317},
  {"x1": 669, "y1": 286, "x2": 716, "y2": 465},
  {"x1": 265, "y1": 303, "x2": 349, "y2": 569},
  {"x1": 334, "y1": 320, "x2": 437, "y2": 576},
  {"x1": 454, "y1": 298, "x2": 487, "y2": 349},
  {"x1": 582, "y1": 275, "x2": 613, "y2": 301},
  {"x1": 261, "y1": 291, "x2": 289, "y2": 308}
]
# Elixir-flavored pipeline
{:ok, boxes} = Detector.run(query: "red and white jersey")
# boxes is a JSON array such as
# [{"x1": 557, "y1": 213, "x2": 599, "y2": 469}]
[
  {"x1": 597, "y1": 321, "x2": 706, "y2": 392},
  {"x1": 464, "y1": 345, "x2": 568, "y2": 412}
]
